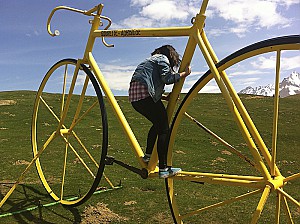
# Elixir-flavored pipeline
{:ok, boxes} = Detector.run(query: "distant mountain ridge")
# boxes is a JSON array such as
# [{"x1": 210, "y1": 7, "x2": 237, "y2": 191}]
[{"x1": 239, "y1": 71, "x2": 300, "y2": 97}]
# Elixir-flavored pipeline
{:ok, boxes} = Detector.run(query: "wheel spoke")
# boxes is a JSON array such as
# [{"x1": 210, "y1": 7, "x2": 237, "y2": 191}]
[
  {"x1": 277, "y1": 188, "x2": 300, "y2": 207},
  {"x1": 282, "y1": 196, "x2": 294, "y2": 224},
  {"x1": 271, "y1": 50, "x2": 281, "y2": 176},
  {"x1": 69, "y1": 75, "x2": 90, "y2": 131},
  {"x1": 172, "y1": 171, "x2": 265, "y2": 188},
  {"x1": 40, "y1": 95, "x2": 71, "y2": 131},
  {"x1": 61, "y1": 64, "x2": 68, "y2": 119},
  {"x1": 0, "y1": 131, "x2": 57, "y2": 207},
  {"x1": 276, "y1": 191, "x2": 282, "y2": 224},
  {"x1": 180, "y1": 189, "x2": 263, "y2": 220},
  {"x1": 60, "y1": 134, "x2": 96, "y2": 179},
  {"x1": 69, "y1": 100, "x2": 98, "y2": 131},
  {"x1": 251, "y1": 186, "x2": 271, "y2": 224},
  {"x1": 60, "y1": 137, "x2": 69, "y2": 200},
  {"x1": 35, "y1": 131, "x2": 57, "y2": 154},
  {"x1": 57, "y1": 63, "x2": 80, "y2": 130},
  {"x1": 285, "y1": 172, "x2": 300, "y2": 182},
  {"x1": 71, "y1": 130, "x2": 99, "y2": 168},
  {"x1": 40, "y1": 96, "x2": 61, "y2": 123}
]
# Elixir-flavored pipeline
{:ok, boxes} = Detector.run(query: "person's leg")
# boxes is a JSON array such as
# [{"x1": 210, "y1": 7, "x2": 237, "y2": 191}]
[
  {"x1": 154, "y1": 104, "x2": 169, "y2": 169},
  {"x1": 132, "y1": 98, "x2": 157, "y2": 162},
  {"x1": 142, "y1": 125, "x2": 157, "y2": 162},
  {"x1": 132, "y1": 97, "x2": 181, "y2": 178},
  {"x1": 146, "y1": 125, "x2": 157, "y2": 155},
  {"x1": 132, "y1": 97, "x2": 168, "y2": 169}
]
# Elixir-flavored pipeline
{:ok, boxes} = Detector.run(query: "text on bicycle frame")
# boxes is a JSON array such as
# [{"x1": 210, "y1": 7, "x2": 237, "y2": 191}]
[{"x1": 100, "y1": 29, "x2": 141, "y2": 37}]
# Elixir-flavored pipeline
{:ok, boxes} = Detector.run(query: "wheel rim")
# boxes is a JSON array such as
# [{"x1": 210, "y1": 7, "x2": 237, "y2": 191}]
[
  {"x1": 32, "y1": 59, "x2": 108, "y2": 206},
  {"x1": 167, "y1": 36, "x2": 300, "y2": 223}
]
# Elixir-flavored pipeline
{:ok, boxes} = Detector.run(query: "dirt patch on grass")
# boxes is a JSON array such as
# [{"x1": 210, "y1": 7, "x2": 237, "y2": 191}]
[
  {"x1": 124, "y1": 200, "x2": 137, "y2": 206},
  {"x1": 13, "y1": 159, "x2": 30, "y2": 165},
  {"x1": 211, "y1": 157, "x2": 226, "y2": 166},
  {"x1": 0, "y1": 138, "x2": 9, "y2": 143},
  {"x1": 244, "y1": 96, "x2": 265, "y2": 99},
  {"x1": 0, "y1": 100, "x2": 17, "y2": 106},
  {"x1": 221, "y1": 150, "x2": 232, "y2": 155},
  {"x1": 81, "y1": 203, "x2": 128, "y2": 223}
]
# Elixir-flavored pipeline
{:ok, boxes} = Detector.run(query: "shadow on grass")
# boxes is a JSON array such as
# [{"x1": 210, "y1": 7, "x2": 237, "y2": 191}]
[{"x1": 0, "y1": 184, "x2": 82, "y2": 224}]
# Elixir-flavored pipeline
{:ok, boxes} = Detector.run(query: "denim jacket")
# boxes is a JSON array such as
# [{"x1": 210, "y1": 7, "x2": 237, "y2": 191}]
[{"x1": 130, "y1": 54, "x2": 181, "y2": 102}]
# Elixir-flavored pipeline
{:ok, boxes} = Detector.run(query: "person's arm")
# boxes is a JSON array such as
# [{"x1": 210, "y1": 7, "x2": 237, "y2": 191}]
[
  {"x1": 179, "y1": 64, "x2": 191, "y2": 78},
  {"x1": 159, "y1": 59, "x2": 191, "y2": 84}
]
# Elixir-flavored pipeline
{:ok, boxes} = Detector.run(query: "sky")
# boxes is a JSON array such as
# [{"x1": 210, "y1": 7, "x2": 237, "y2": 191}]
[{"x1": 0, "y1": 0, "x2": 299, "y2": 95}]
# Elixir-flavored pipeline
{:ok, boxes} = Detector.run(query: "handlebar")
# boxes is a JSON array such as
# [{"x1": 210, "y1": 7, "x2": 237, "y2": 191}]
[
  {"x1": 47, "y1": 5, "x2": 99, "y2": 37},
  {"x1": 47, "y1": 4, "x2": 112, "y2": 41}
]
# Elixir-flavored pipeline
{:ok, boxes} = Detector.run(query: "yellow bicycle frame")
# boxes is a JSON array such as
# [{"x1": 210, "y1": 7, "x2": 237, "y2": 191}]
[
  {"x1": 50, "y1": 1, "x2": 276, "y2": 183},
  {"x1": 44, "y1": 0, "x2": 279, "y2": 181}
]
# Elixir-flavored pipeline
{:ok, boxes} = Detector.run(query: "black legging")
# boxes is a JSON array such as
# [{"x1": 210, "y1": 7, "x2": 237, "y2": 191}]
[{"x1": 132, "y1": 96, "x2": 169, "y2": 169}]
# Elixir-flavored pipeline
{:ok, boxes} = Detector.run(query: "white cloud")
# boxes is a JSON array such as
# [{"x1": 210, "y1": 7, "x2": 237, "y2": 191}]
[
  {"x1": 114, "y1": 15, "x2": 154, "y2": 28},
  {"x1": 229, "y1": 25, "x2": 248, "y2": 38},
  {"x1": 99, "y1": 64, "x2": 135, "y2": 91},
  {"x1": 227, "y1": 70, "x2": 268, "y2": 77},
  {"x1": 251, "y1": 55, "x2": 300, "y2": 70},
  {"x1": 272, "y1": 0, "x2": 300, "y2": 8},
  {"x1": 140, "y1": 1, "x2": 189, "y2": 21},
  {"x1": 207, "y1": 0, "x2": 297, "y2": 36},
  {"x1": 114, "y1": 0, "x2": 200, "y2": 28},
  {"x1": 131, "y1": 0, "x2": 153, "y2": 7},
  {"x1": 25, "y1": 29, "x2": 40, "y2": 38},
  {"x1": 234, "y1": 77, "x2": 261, "y2": 86},
  {"x1": 206, "y1": 28, "x2": 228, "y2": 37},
  {"x1": 199, "y1": 80, "x2": 220, "y2": 93}
]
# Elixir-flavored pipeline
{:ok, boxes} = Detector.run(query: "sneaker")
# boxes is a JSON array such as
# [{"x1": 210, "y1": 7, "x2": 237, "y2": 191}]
[
  {"x1": 159, "y1": 167, "x2": 182, "y2": 179},
  {"x1": 142, "y1": 154, "x2": 151, "y2": 163}
]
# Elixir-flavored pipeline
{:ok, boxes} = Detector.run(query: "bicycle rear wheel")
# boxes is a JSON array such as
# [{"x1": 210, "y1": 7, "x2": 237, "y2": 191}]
[
  {"x1": 167, "y1": 35, "x2": 300, "y2": 223},
  {"x1": 32, "y1": 59, "x2": 108, "y2": 206}
]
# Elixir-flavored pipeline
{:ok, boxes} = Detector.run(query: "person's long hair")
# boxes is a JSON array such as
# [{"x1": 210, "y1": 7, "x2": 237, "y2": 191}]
[{"x1": 151, "y1": 45, "x2": 181, "y2": 71}]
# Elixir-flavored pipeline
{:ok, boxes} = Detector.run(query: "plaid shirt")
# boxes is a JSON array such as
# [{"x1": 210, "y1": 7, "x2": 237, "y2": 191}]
[{"x1": 128, "y1": 81, "x2": 150, "y2": 102}]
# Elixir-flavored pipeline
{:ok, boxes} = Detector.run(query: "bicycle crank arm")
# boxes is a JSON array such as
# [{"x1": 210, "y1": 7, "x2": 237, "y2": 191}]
[{"x1": 105, "y1": 156, "x2": 148, "y2": 179}]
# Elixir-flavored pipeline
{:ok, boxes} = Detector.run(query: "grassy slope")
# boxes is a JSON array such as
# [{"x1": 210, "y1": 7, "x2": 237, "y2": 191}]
[{"x1": 0, "y1": 91, "x2": 299, "y2": 223}]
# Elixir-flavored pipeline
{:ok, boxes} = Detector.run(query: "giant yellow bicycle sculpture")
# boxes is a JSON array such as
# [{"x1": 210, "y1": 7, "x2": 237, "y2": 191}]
[{"x1": 1, "y1": 0, "x2": 299, "y2": 223}]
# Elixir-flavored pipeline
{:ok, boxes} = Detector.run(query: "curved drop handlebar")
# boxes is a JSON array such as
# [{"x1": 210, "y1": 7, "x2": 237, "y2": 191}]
[
  {"x1": 47, "y1": 4, "x2": 114, "y2": 48},
  {"x1": 47, "y1": 5, "x2": 100, "y2": 37}
]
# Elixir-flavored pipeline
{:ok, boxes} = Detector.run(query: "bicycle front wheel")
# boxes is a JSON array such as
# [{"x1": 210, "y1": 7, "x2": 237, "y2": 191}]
[
  {"x1": 32, "y1": 59, "x2": 108, "y2": 206},
  {"x1": 166, "y1": 35, "x2": 300, "y2": 223}
]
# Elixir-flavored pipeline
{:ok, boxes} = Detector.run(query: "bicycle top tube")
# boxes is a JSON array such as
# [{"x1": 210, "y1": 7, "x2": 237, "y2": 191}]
[{"x1": 47, "y1": 0, "x2": 210, "y2": 38}]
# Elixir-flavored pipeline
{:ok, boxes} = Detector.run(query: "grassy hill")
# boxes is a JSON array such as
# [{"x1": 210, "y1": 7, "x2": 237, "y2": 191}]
[{"x1": 0, "y1": 91, "x2": 299, "y2": 223}]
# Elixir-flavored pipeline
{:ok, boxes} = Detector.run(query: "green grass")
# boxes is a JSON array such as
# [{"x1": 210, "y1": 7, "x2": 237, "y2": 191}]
[{"x1": 0, "y1": 91, "x2": 299, "y2": 223}]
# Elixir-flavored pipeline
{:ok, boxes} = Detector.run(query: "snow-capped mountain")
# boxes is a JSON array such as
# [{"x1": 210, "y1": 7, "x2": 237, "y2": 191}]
[{"x1": 239, "y1": 72, "x2": 300, "y2": 98}]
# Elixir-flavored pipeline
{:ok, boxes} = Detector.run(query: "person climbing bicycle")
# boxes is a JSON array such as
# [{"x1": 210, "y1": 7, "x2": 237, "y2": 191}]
[{"x1": 129, "y1": 45, "x2": 191, "y2": 178}]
